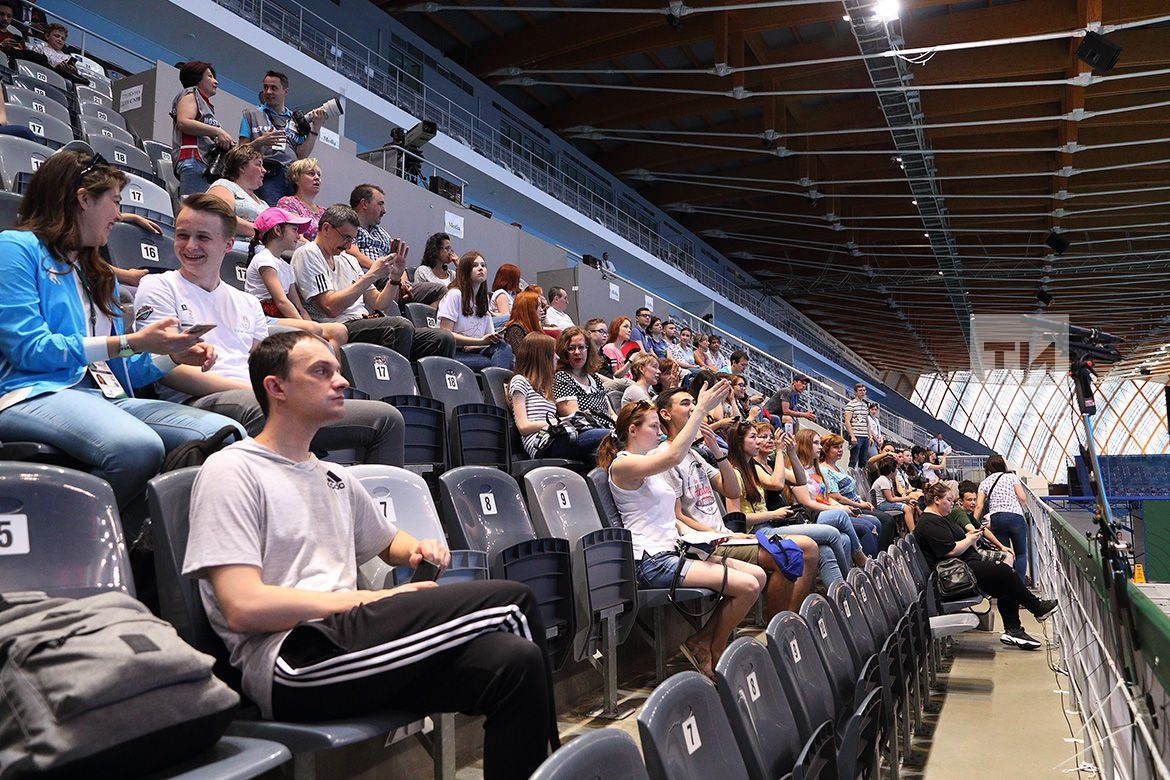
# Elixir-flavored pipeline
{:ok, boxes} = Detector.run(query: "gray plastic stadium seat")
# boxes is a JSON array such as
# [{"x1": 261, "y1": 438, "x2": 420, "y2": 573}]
[
  {"x1": 765, "y1": 612, "x2": 838, "y2": 738},
  {"x1": 347, "y1": 464, "x2": 487, "y2": 587},
  {"x1": 0, "y1": 135, "x2": 50, "y2": 191},
  {"x1": 81, "y1": 113, "x2": 136, "y2": 146},
  {"x1": 0, "y1": 190, "x2": 21, "y2": 229},
  {"x1": 145, "y1": 469, "x2": 454, "y2": 780},
  {"x1": 103, "y1": 221, "x2": 178, "y2": 272},
  {"x1": 340, "y1": 342, "x2": 418, "y2": 399},
  {"x1": 418, "y1": 355, "x2": 508, "y2": 468},
  {"x1": 404, "y1": 301, "x2": 439, "y2": 329},
  {"x1": 637, "y1": 671, "x2": 752, "y2": 780},
  {"x1": 339, "y1": 344, "x2": 446, "y2": 474},
  {"x1": 16, "y1": 59, "x2": 69, "y2": 92},
  {"x1": 10, "y1": 73, "x2": 71, "y2": 109},
  {"x1": 88, "y1": 133, "x2": 155, "y2": 178},
  {"x1": 3, "y1": 84, "x2": 71, "y2": 124},
  {"x1": 714, "y1": 637, "x2": 837, "y2": 780},
  {"x1": 800, "y1": 594, "x2": 873, "y2": 713},
  {"x1": 438, "y1": 466, "x2": 575, "y2": 669},
  {"x1": 122, "y1": 172, "x2": 175, "y2": 226},
  {"x1": 78, "y1": 99, "x2": 128, "y2": 129},
  {"x1": 76, "y1": 84, "x2": 111, "y2": 108},
  {"x1": 524, "y1": 466, "x2": 639, "y2": 716},
  {"x1": 218, "y1": 250, "x2": 249, "y2": 291},
  {"x1": 0, "y1": 463, "x2": 133, "y2": 599},
  {"x1": 2, "y1": 103, "x2": 74, "y2": 149},
  {"x1": 143, "y1": 139, "x2": 175, "y2": 175},
  {"x1": 139, "y1": 736, "x2": 290, "y2": 780},
  {"x1": 530, "y1": 729, "x2": 649, "y2": 780},
  {"x1": 480, "y1": 365, "x2": 513, "y2": 409}
]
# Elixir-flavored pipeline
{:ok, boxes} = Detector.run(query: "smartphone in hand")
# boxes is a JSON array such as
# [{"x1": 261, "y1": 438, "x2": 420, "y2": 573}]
[
  {"x1": 181, "y1": 323, "x2": 217, "y2": 337},
  {"x1": 409, "y1": 559, "x2": 442, "y2": 583}
]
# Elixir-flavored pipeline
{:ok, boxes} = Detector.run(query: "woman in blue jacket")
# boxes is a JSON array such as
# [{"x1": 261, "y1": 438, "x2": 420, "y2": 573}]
[{"x1": 0, "y1": 143, "x2": 242, "y2": 507}]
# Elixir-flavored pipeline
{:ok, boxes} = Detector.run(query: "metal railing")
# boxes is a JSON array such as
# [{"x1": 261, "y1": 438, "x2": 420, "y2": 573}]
[
  {"x1": 1024, "y1": 490, "x2": 1170, "y2": 778},
  {"x1": 209, "y1": 0, "x2": 879, "y2": 380}
]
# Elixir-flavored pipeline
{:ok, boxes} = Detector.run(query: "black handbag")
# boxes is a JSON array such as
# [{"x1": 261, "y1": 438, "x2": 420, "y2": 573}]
[
  {"x1": 935, "y1": 557, "x2": 981, "y2": 601},
  {"x1": 531, "y1": 413, "x2": 577, "y2": 457}
]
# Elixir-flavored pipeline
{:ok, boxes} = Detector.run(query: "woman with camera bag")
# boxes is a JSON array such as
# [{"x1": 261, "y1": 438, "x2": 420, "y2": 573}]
[{"x1": 915, "y1": 483, "x2": 1057, "y2": 650}]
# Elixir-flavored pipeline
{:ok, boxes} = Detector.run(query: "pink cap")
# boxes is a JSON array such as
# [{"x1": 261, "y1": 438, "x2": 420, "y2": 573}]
[{"x1": 253, "y1": 207, "x2": 313, "y2": 236}]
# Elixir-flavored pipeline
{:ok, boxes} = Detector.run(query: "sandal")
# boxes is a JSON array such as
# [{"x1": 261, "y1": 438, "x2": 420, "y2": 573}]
[{"x1": 679, "y1": 641, "x2": 714, "y2": 679}]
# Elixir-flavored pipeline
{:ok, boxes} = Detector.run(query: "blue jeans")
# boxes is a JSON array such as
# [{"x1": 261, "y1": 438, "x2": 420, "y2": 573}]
[
  {"x1": 0, "y1": 387, "x2": 244, "y2": 507},
  {"x1": 538, "y1": 427, "x2": 609, "y2": 461},
  {"x1": 756, "y1": 521, "x2": 846, "y2": 584},
  {"x1": 849, "y1": 435, "x2": 869, "y2": 467},
  {"x1": 257, "y1": 168, "x2": 293, "y2": 205},
  {"x1": 454, "y1": 342, "x2": 514, "y2": 371},
  {"x1": 851, "y1": 513, "x2": 882, "y2": 556},
  {"x1": 990, "y1": 511, "x2": 1029, "y2": 582},
  {"x1": 175, "y1": 157, "x2": 209, "y2": 196},
  {"x1": 0, "y1": 124, "x2": 40, "y2": 143},
  {"x1": 812, "y1": 507, "x2": 865, "y2": 558}
]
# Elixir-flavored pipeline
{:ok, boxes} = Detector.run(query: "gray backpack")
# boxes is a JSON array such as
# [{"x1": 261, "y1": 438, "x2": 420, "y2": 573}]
[{"x1": 0, "y1": 590, "x2": 239, "y2": 778}]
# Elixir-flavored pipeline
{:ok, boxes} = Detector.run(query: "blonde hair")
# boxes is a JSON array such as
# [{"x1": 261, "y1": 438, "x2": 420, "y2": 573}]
[{"x1": 287, "y1": 157, "x2": 321, "y2": 188}]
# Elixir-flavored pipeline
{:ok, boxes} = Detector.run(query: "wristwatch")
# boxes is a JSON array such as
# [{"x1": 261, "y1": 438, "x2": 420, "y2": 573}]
[{"x1": 117, "y1": 334, "x2": 135, "y2": 358}]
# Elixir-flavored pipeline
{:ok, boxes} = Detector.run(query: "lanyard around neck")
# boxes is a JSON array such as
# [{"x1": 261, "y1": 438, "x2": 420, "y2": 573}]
[{"x1": 74, "y1": 264, "x2": 99, "y2": 337}]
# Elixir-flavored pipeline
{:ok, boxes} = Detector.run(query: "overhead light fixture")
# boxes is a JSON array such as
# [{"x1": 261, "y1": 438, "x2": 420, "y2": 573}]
[
  {"x1": 1036, "y1": 290, "x2": 1054, "y2": 306},
  {"x1": 1076, "y1": 31, "x2": 1122, "y2": 72},
  {"x1": 1044, "y1": 231, "x2": 1070, "y2": 254},
  {"x1": 874, "y1": 0, "x2": 900, "y2": 23}
]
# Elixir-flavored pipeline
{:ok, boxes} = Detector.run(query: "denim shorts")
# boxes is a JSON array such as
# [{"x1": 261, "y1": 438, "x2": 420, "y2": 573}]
[{"x1": 638, "y1": 551, "x2": 690, "y2": 588}]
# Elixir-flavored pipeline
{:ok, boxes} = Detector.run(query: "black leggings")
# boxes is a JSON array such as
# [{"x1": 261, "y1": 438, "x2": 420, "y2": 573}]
[
  {"x1": 969, "y1": 558, "x2": 1042, "y2": 630},
  {"x1": 271, "y1": 581, "x2": 557, "y2": 780}
]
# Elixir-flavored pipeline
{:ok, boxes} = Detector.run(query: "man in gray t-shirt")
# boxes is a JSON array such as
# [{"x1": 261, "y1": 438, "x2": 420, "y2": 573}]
[
  {"x1": 183, "y1": 331, "x2": 557, "y2": 776},
  {"x1": 238, "y1": 70, "x2": 325, "y2": 204}
]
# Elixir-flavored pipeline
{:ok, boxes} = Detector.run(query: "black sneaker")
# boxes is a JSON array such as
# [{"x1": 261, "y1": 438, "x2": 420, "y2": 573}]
[
  {"x1": 1033, "y1": 599, "x2": 1058, "y2": 623},
  {"x1": 1000, "y1": 626, "x2": 1041, "y2": 650}
]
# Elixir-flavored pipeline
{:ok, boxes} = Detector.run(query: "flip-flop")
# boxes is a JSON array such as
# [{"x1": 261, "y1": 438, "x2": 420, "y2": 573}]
[{"x1": 678, "y1": 642, "x2": 713, "y2": 679}]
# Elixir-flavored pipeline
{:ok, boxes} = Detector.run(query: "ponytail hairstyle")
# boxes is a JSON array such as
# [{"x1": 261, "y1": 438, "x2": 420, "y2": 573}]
[
  {"x1": 727, "y1": 419, "x2": 762, "y2": 507},
  {"x1": 923, "y1": 481, "x2": 953, "y2": 509},
  {"x1": 595, "y1": 399, "x2": 657, "y2": 470}
]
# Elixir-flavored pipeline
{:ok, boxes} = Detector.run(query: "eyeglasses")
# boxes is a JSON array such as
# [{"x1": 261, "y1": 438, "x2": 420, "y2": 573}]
[
  {"x1": 326, "y1": 223, "x2": 357, "y2": 246},
  {"x1": 589, "y1": 328, "x2": 607, "y2": 335},
  {"x1": 73, "y1": 151, "x2": 109, "y2": 189}
]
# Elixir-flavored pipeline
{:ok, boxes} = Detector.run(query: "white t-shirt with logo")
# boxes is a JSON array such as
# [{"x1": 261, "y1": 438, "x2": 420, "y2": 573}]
[
  {"x1": 291, "y1": 241, "x2": 369, "y2": 323},
  {"x1": 657, "y1": 443, "x2": 727, "y2": 532},
  {"x1": 134, "y1": 271, "x2": 267, "y2": 402}
]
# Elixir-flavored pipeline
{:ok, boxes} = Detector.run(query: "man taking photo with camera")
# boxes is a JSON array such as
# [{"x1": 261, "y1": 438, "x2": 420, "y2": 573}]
[{"x1": 239, "y1": 70, "x2": 327, "y2": 204}]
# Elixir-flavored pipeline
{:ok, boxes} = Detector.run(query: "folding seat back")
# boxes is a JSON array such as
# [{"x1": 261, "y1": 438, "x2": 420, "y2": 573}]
[
  {"x1": 827, "y1": 580, "x2": 878, "y2": 663},
  {"x1": 404, "y1": 301, "x2": 439, "y2": 329},
  {"x1": 78, "y1": 100, "x2": 127, "y2": 129},
  {"x1": 3, "y1": 84, "x2": 71, "y2": 124},
  {"x1": 764, "y1": 612, "x2": 836, "y2": 740},
  {"x1": 3, "y1": 103, "x2": 74, "y2": 149},
  {"x1": 714, "y1": 637, "x2": 833, "y2": 780},
  {"x1": 438, "y1": 466, "x2": 574, "y2": 668},
  {"x1": 0, "y1": 134, "x2": 49, "y2": 191},
  {"x1": 87, "y1": 133, "x2": 154, "y2": 179},
  {"x1": 418, "y1": 356, "x2": 507, "y2": 468},
  {"x1": 637, "y1": 671, "x2": 751, "y2": 780},
  {"x1": 799, "y1": 594, "x2": 863, "y2": 713},
  {"x1": 0, "y1": 463, "x2": 132, "y2": 599},
  {"x1": 16, "y1": 60, "x2": 69, "y2": 92},
  {"x1": 81, "y1": 114, "x2": 135, "y2": 147},
  {"x1": 121, "y1": 172, "x2": 175, "y2": 227},
  {"x1": 103, "y1": 220, "x2": 177, "y2": 273},
  {"x1": 480, "y1": 366, "x2": 514, "y2": 410},
  {"x1": 348, "y1": 465, "x2": 487, "y2": 586},
  {"x1": 340, "y1": 343, "x2": 418, "y2": 399},
  {"x1": 530, "y1": 728, "x2": 649, "y2": 780}
]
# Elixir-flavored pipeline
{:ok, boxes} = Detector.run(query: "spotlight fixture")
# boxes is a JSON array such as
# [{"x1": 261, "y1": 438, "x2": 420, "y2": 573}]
[
  {"x1": 1076, "y1": 31, "x2": 1122, "y2": 72},
  {"x1": 666, "y1": 12, "x2": 682, "y2": 29},
  {"x1": 1036, "y1": 290, "x2": 1054, "y2": 306},
  {"x1": 1044, "y1": 231, "x2": 1069, "y2": 254}
]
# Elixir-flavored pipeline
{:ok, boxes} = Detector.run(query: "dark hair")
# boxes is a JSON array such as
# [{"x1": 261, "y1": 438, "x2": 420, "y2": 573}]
[
  {"x1": 596, "y1": 400, "x2": 657, "y2": 470},
  {"x1": 348, "y1": 183, "x2": 383, "y2": 209},
  {"x1": 923, "y1": 482, "x2": 953, "y2": 506},
  {"x1": 635, "y1": 307, "x2": 650, "y2": 317},
  {"x1": 689, "y1": 370, "x2": 720, "y2": 400},
  {"x1": 680, "y1": 326, "x2": 692, "y2": 336},
  {"x1": 319, "y1": 203, "x2": 359, "y2": 233},
  {"x1": 877, "y1": 456, "x2": 898, "y2": 478},
  {"x1": 179, "y1": 61, "x2": 214, "y2": 89},
  {"x1": 958, "y1": 480, "x2": 978, "y2": 497},
  {"x1": 655, "y1": 387, "x2": 694, "y2": 433},
  {"x1": 548, "y1": 286, "x2": 567, "y2": 301},
  {"x1": 648, "y1": 316, "x2": 661, "y2": 332},
  {"x1": 222, "y1": 143, "x2": 262, "y2": 181},
  {"x1": 556, "y1": 326, "x2": 602, "y2": 375},
  {"x1": 984, "y1": 454, "x2": 1007, "y2": 475},
  {"x1": 180, "y1": 193, "x2": 237, "y2": 241},
  {"x1": 491, "y1": 263, "x2": 521, "y2": 296},
  {"x1": 422, "y1": 232, "x2": 451, "y2": 269},
  {"x1": 249, "y1": 331, "x2": 315, "y2": 415},
  {"x1": 727, "y1": 421, "x2": 763, "y2": 506},
  {"x1": 17, "y1": 148, "x2": 128, "y2": 318},
  {"x1": 454, "y1": 251, "x2": 489, "y2": 317},
  {"x1": 911, "y1": 445, "x2": 926, "y2": 458},
  {"x1": 730, "y1": 350, "x2": 748, "y2": 364},
  {"x1": 43, "y1": 22, "x2": 67, "y2": 38},
  {"x1": 868, "y1": 402, "x2": 879, "y2": 411},
  {"x1": 264, "y1": 70, "x2": 289, "y2": 90}
]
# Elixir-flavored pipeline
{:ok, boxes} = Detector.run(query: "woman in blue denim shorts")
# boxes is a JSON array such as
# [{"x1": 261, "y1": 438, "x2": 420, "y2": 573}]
[{"x1": 599, "y1": 379, "x2": 765, "y2": 678}]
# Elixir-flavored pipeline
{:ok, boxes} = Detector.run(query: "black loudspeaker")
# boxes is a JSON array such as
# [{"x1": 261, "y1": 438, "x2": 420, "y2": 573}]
[
  {"x1": 467, "y1": 203, "x2": 492, "y2": 219},
  {"x1": 1067, "y1": 465, "x2": 1082, "y2": 496},
  {"x1": 1076, "y1": 31, "x2": 1122, "y2": 72},
  {"x1": 1045, "y1": 231, "x2": 1069, "y2": 254},
  {"x1": 428, "y1": 175, "x2": 462, "y2": 204},
  {"x1": 1036, "y1": 290, "x2": 1053, "y2": 306}
]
